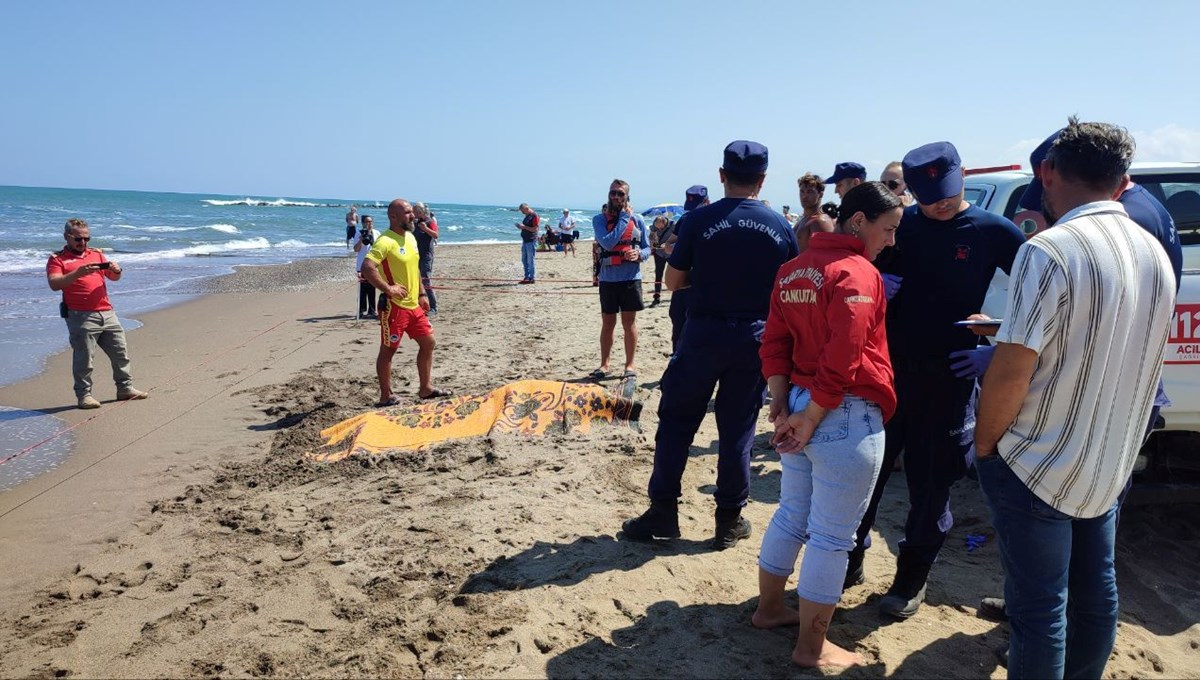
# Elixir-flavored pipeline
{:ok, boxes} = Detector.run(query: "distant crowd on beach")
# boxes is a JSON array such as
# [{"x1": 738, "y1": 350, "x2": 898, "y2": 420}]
[{"x1": 44, "y1": 114, "x2": 1179, "y2": 677}]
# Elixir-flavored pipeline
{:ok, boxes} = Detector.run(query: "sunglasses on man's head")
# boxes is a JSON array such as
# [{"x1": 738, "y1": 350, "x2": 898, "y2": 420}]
[{"x1": 608, "y1": 190, "x2": 626, "y2": 198}]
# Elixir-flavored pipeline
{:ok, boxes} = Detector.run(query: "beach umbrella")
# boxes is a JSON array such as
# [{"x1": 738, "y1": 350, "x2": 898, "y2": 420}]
[{"x1": 641, "y1": 203, "x2": 684, "y2": 219}]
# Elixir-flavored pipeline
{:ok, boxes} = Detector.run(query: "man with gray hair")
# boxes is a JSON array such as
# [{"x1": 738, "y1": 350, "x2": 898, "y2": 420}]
[{"x1": 973, "y1": 118, "x2": 1175, "y2": 679}]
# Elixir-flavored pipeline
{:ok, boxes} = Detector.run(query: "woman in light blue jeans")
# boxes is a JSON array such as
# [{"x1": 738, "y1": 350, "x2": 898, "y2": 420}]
[
  {"x1": 755, "y1": 387, "x2": 884, "y2": 622},
  {"x1": 753, "y1": 182, "x2": 900, "y2": 667}
]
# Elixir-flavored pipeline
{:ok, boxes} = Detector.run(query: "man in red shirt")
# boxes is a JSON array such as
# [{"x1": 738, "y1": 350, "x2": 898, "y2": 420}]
[{"x1": 46, "y1": 219, "x2": 148, "y2": 409}]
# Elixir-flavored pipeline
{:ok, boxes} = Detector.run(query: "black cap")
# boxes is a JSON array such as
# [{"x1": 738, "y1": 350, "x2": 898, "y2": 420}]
[
  {"x1": 722, "y1": 140, "x2": 769, "y2": 174},
  {"x1": 825, "y1": 162, "x2": 866, "y2": 184},
  {"x1": 901, "y1": 142, "x2": 964, "y2": 204},
  {"x1": 684, "y1": 185, "x2": 708, "y2": 211}
]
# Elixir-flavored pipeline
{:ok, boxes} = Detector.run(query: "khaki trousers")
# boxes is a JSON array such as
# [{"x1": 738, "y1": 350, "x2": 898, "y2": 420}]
[{"x1": 65, "y1": 310, "x2": 134, "y2": 398}]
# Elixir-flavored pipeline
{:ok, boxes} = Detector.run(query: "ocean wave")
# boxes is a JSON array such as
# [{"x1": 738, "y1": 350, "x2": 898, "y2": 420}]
[
  {"x1": 445, "y1": 225, "x2": 463, "y2": 231},
  {"x1": 106, "y1": 235, "x2": 156, "y2": 243},
  {"x1": 201, "y1": 198, "x2": 341, "y2": 208},
  {"x1": 114, "y1": 223, "x2": 241, "y2": 234},
  {"x1": 116, "y1": 237, "x2": 273, "y2": 262},
  {"x1": 0, "y1": 248, "x2": 54, "y2": 273},
  {"x1": 273, "y1": 239, "x2": 346, "y2": 249}
]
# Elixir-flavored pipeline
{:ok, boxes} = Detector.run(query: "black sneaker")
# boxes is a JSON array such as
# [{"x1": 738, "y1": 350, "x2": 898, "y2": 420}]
[
  {"x1": 879, "y1": 582, "x2": 927, "y2": 619},
  {"x1": 712, "y1": 509, "x2": 751, "y2": 551},
  {"x1": 843, "y1": 550, "x2": 866, "y2": 589},
  {"x1": 622, "y1": 501, "x2": 680, "y2": 540}
]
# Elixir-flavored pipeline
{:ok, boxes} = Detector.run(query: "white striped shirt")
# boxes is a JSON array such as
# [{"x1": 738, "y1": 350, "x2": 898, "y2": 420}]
[{"x1": 995, "y1": 201, "x2": 1175, "y2": 518}]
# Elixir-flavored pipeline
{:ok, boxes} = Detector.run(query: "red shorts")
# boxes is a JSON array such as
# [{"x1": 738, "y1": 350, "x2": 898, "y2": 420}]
[{"x1": 379, "y1": 305, "x2": 433, "y2": 348}]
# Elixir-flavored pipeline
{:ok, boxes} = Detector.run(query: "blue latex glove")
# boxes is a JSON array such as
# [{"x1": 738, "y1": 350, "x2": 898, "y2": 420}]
[
  {"x1": 965, "y1": 533, "x2": 987, "y2": 553},
  {"x1": 881, "y1": 274, "x2": 903, "y2": 301},
  {"x1": 948, "y1": 345, "x2": 996, "y2": 379}
]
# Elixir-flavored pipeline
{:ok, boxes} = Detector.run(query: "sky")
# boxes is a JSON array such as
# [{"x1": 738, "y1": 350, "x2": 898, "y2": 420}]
[{"x1": 2, "y1": 0, "x2": 1199, "y2": 209}]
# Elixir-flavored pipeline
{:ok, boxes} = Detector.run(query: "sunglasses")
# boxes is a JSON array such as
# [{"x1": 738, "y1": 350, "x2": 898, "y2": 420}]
[
  {"x1": 71, "y1": 236, "x2": 90, "y2": 242},
  {"x1": 884, "y1": 179, "x2": 903, "y2": 191},
  {"x1": 608, "y1": 190, "x2": 627, "y2": 198}
]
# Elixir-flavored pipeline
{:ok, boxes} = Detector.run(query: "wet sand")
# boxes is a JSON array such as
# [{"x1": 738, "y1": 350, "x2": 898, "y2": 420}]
[{"x1": 0, "y1": 244, "x2": 1197, "y2": 678}]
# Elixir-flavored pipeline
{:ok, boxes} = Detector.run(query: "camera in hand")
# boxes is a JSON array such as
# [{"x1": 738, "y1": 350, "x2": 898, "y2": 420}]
[
  {"x1": 98, "y1": 262, "x2": 112, "y2": 270},
  {"x1": 361, "y1": 231, "x2": 374, "y2": 246}
]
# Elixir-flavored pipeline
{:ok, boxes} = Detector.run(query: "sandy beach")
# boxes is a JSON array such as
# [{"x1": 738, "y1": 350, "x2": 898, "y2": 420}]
[{"x1": 0, "y1": 243, "x2": 1197, "y2": 679}]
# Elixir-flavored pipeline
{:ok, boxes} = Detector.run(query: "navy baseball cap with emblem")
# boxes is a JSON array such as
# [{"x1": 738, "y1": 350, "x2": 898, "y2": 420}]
[
  {"x1": 684, "y1": 185, "x2": 708, "y2": 211},
  {"x1": 824, "y1": 162, "x2": 867, "y2": 185},
  {"x1": 1018, "y1": 130, "x2": 1063, "y2": 211},
  {"x1": 722, "y1": 140, "x2": 769, "y2": 174},
  {"x1": 902, "y1": 142, "x2": 964, "y2": 204}
]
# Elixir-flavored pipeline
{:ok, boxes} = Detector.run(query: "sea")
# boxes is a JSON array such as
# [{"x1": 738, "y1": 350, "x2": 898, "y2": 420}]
[{"x1": 0, "y1": 185, "x2": 597, "y2": 491}]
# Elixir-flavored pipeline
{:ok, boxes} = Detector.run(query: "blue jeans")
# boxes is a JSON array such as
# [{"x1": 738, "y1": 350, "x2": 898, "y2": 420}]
[
  {"x1": 648, "y1": 315, "x2": 765, "y2": 509},
  {"x1": 419, "y1": 251, "x2": 437, "y2": 312},
  {"x1": 759, "y1": 387, "x2": 885, "y2": 605},
  {"x1": 976, "y1": 455, "x2": 1118, "y2": 680},
  {"x1": 521, "y1": 241, "x2": 536, "y2": 280}
]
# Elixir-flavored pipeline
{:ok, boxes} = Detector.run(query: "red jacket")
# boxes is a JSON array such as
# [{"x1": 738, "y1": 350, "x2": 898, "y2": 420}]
[{"x1": 760, "y1": 233, "x2": 896, "y2": 421}]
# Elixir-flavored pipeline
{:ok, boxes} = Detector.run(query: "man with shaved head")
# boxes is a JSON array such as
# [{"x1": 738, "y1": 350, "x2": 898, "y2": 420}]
[{"x1": 361, "y1": 199, "x2": 449, "y2": 406}]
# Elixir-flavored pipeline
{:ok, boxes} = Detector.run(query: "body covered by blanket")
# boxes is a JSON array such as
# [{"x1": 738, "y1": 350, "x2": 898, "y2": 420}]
[{"x1": 312, "y1": 379, "x2": 639, "y2": 462}]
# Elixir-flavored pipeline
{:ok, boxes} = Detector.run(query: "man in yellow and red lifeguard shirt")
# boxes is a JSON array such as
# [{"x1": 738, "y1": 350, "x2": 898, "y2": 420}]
[
  {"x1": 46, "y1": 218, "x2": 148, "y2": 409},
  {"x1": 362, "y1": 199, "x2": 450, "y2": 407}
]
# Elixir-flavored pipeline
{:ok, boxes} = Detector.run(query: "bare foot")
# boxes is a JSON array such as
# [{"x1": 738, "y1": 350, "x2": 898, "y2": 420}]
[
  {"x1": 751, "y1": 603, "x2": 800, "y2": 629},
  {"x1": 792, "y1": 639, "x2": 865, "y2": 668}
]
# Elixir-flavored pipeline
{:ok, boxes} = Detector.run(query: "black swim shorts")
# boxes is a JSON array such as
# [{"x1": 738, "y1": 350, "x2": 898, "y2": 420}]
[{"x1": 599, "y1": 280, "x2": 644, "y2": 314}]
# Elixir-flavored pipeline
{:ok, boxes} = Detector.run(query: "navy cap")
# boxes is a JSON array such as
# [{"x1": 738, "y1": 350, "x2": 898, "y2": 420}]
[
  {"x1": 902, "y1": 142, "x2": 964, "y2": 204},
  {"x1": 722, "y1": 140, "x2": 769, "y2": 174},
  {"x1": 824, "y1": 162, "x2": 866, "y2": 185},
  {"x1": 1018, "y1": 130, "x2": 1063, "y2": 211},
  {"x1": 684, "y1": 185, "x2": 708, "y2": 211}
]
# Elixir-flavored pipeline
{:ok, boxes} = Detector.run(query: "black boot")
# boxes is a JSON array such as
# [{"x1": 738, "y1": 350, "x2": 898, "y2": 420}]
[
  {"x1": 843, "y1": 548, "x2": 866, "y2": 589},
  {"x1": 622, "y1": 500, "x2": 680, "y2": 540},
  {"x1": 979, "y1": 596, "x2": 1009, "y2": 621},
  {"x1": 712, "y1": 507, "x2": 751, "y2": 551},
  {"x1": 878, "y1": 549, "x2": 932, "y2": 619}
]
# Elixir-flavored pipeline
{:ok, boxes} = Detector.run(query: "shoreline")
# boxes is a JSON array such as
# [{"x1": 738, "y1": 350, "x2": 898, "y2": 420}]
[{"x1": 0, "y1": 255, "x2": 360, "y2": 493}]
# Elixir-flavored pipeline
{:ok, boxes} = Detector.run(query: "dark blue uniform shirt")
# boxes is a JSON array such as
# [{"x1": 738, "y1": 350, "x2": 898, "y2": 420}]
[
  {"x1": 887, "y1": 204, "x2": 1025, "y2": 361},
  {"x1": 668, "y1": 198, "x2": 799, "y2": 320},
  {"x1": 1121, "y1": 184, "x2": 1182, "y2": 293}
]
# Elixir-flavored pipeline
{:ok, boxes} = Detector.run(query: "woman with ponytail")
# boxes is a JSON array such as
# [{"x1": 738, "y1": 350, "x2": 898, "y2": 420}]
[{"x1": 752, "y1": 181, "x2": 902, "y2": 667}]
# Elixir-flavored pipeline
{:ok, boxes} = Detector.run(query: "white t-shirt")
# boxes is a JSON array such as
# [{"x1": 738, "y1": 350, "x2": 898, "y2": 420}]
[
  {"x1": 994, "y1": 201, "x2": 1175, "y2": 518},
  {"x1": 354, "y1": 229, "x2": 381, "y2": 272},
  {"x1": 558, "y1": 214, "x2": 576, "y2": 235}
]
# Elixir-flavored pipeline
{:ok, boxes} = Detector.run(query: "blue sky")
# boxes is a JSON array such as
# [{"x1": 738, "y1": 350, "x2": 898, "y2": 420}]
[{"x1": 2, "y1": 0, "x2": 1198, "y2": 209}]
